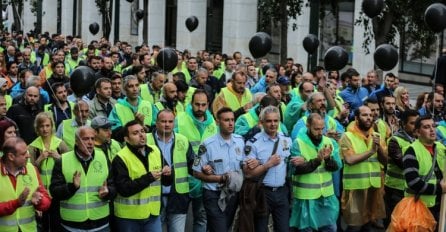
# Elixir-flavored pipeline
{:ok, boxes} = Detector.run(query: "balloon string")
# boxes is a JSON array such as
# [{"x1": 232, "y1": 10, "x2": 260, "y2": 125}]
[{"x1": 45, "y1": 68, "x2": 90, "y2": 156}]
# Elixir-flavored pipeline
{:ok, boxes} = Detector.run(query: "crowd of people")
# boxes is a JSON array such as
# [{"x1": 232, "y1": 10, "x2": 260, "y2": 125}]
[{"x1": 0, "y1": 30, "x2": 446, "y2": 232}]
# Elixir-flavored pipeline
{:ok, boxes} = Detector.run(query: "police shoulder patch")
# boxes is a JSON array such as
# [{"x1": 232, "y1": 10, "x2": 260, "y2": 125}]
[{"x1": 198, "y1": 145, "x2": 207, "y2": 156}]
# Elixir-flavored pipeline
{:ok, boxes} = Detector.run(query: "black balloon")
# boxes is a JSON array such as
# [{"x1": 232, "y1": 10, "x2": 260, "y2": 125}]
[
  {"x1": 362, "y1": 0, "x2": 384, "y2": 18},
  {"x1": 185, "y1": 16, "x2": 199, "y2": 32},
  {"x1": 302, "y1": 34, "x2": 320, "y2": 54},
  {"x1": 70, "y1": 66, "x2": 95, "y2": 96},
  {"x1": 89, "y1": 22, "x2": 100, "y2": 35},
  {"x1": 424, "y1": 3, "x2": 446, "y2": 33},
  {"x1": 136, "y1": 10, "x2": 144, "y2": 20},
  {"x1": 374, "y1": 44, "x2": 398, "y2": 71},
  {"x1": 324, "y1": 46, "x2": 349, "y2": 71},
  {"x1": 126, "y1": 0, "x2": 134, "y2": 2},
  {"x1": 249, "y1": 32, "x2": 272, "y2": 59},
  {"x1": 156, "y1": 48, "x2": 178, "y2": 72}
]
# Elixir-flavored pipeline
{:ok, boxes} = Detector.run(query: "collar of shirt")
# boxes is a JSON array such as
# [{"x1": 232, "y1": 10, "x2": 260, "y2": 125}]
[
  {"x1": 260, "y1": 131, "x2": 279, "y2": 142},
  {"x1": 217, "y1": 133, "x2": 235, "y2": 146},
  {"x1": 155, "y1": 132, "x2": 174, "y2": 145},
  {"x1": 1, "y1": 161, "x2": 27, "y2": 177},
  {"x1": 74, "y1": 147, "x2": 94, "y2": 162}
]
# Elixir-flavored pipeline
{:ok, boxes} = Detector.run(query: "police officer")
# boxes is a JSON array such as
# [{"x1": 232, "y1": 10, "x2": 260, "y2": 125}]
[
  {"x1": 193, "y1": 107, "x2": 246, "y2": 232},
  {"x1": 147, "y1": 109, "x2": 194, "y2": 231},
  {"x1": 244, "y1": 105, "x2": 292, "y2": 232}
]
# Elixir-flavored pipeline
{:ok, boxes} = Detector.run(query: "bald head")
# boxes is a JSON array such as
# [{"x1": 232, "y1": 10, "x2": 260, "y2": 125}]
[
  {"x1": 25, "y1": 86, "x2": 40, "y2": 105},
  {"x1": 163, "y1": 82, "x2": 178, "y2": 102}
]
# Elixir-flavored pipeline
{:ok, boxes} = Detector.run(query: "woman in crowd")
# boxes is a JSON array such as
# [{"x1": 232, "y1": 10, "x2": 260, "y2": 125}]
[
  {"x1": 394, "y1": 86, "x2": 413, "y2": 114},
  {"x1": 0, "y1": 119, "x2": 17, "y2": 148}
]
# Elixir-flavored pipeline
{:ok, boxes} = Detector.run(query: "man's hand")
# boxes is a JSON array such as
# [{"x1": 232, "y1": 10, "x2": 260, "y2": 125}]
[
  {"x1": 31, "y1": 190, "x2": 42, "y2": 205},
  {"x1": 98, "y1": 181, "x2": 109, "y2": 198},
  {"x1": 73, "y1": 171, "x2": 81, "y2": 189},
  {"x1": 265, "y1": 154, "x2": 281, "y2": 168},
  {"x1": 321, "y1": 145, "x2": 333, "y2": 159},
  {"x1": 151, "y1": 170, "x2": 162, "y2": 180},
  {"x1": 18, "y1": 187, "x2": 30, "y2": 206},
  {"x1": 243, "y1": 103, "x2": 253, "y2": 113},
  {"x1": 202, "y1": 165, "x2": 214, "y2": 175},
  {"x1": 134, "y1": 112, "x2": 145, "y2": 124},
  {"x1": 245, "y1": 158, "x2": 259, "y2": 169},
  {"x1": 162, "y1": 165, "x2": 171, "y2": 176},
  {"x1": 290, "y1": 156, "x2": 305, "y2": 166}
]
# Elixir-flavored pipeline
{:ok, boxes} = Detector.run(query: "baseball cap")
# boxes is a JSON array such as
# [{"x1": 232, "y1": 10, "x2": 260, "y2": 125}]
[
  {"x1": 277, "y1": 76, "x2": 290, "y2": 85},
  {"x1": 91, "y1": 116, "x2": 113, "y2": 129}
]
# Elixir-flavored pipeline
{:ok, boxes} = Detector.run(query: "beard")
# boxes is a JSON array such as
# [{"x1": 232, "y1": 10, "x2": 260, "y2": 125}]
[{"x1": 357, "y1": 119, "x2": 372, "y2": 131}]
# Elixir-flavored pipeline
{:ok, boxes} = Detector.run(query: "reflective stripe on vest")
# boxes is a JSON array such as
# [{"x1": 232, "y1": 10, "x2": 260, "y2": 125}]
[
  {"x1": 405, "y1": 140, "x2": 446, "y2": 207},
  {"x1": 0, "y1": 163, "x2": 39, "y2": 232},
  {"x1": 384, "y1": 136, "x2": 410, "y2": 190},
  {"x1": 115, "y1": 100, "x2": 153, "y2": 127},
  {"x1": 60, "y1": 151, "x2": 109, "y2": 222},
  {"x1": 114, "y1": 145, "x2": 162, "y2": 219},
  {"x1": 292, "y1": 136, "x2": 334, "y2": 199},
  {"x1": 146, "y1": 133, "x2": 190, "y2": 194},
  {"x1": 343, "y1": 132, "x2": 381, "y2": 190},
  {"x1": 220, "y1": 87, "x2": 252, "y2": 111}
]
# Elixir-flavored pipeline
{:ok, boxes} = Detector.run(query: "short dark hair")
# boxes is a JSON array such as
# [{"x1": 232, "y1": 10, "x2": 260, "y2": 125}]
[
  {"x1": 95, "y1": 77, "x2": 112, "y2": 89},
  {"x1": 259, "y1": 95, "x2": 279, "y2": 108},
  {"x1": 174, "y1": 79, "x2": 189, "y2": 92},
  {"x1": 216, "y1": 107, "x2": 233, "y2": 120},
  {"x1": 123, "y1": 120, "x2": 143, "y2": 137},
  {"x1": 364, "y1": 97, "x2": 379, "y2": 106},
  {"x1": 191, "y1": 89, "x2": 208, "y2": 103},
  {"x1": 51, "y1": 82, "x2": 65, "y2": 93},
  {"x1": 400, "y1": 109, "x2": 419, "y2": 125},
  {"x1": 415, "y1": 115, "x2": 433, "y2": 130}
]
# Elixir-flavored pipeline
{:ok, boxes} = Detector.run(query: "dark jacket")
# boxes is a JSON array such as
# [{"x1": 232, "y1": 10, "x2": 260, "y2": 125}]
[{"x1": 6, "y1": 99, "x2": 42, "y2": 144}]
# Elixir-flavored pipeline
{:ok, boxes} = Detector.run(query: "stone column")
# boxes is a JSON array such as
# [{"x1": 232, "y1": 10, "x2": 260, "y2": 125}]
[
  {"x1": 222, "y1": 0, "x2": 257, "y2": 57},
  {"x1": 61, "y1": 0, "x2": 74, "y2": 36},
  {"x1": 41, "y1": 0, "x2": 58, "y2": 33},
  {"x1": 146, "y1": 0, "x2": 166, "y2": 47},
  {"x1": 287, "y1": 6, "x2": 311, "y2": 70}
]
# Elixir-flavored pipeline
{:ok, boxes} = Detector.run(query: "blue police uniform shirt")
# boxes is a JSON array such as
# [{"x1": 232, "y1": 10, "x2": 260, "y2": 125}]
[
  {"x1": 247, "y1": 131, "x2": 291, "y2": 187},
  {"x1": 192, "y1": 133, "x2": 245, "y2": 191}
]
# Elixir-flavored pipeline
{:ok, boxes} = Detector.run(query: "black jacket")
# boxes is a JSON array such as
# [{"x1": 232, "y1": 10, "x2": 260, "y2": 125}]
[{"x1": 6, "y1": 99, "x2": 42, "y2": 144}]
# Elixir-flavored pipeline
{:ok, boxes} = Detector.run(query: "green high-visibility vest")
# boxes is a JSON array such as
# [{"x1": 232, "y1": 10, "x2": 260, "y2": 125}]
[
  {"x1": 115, "y1": 100, "x2": 153, "y2": 127},
  {"x1": 244, "y1": 110, "x2": 286, "y2": 133},
  {"x1": 384, "y1": 136, "x2": 410, "y2": 191},
  {"x1": 292, "y1": 136, "x2": 334, "y2": 199},
  {"x1": 176, "y1": 112, "x2": 217, "y2": 154},
  {"x1": 5, "y1": 95, "x2": 12, "y2": 110},
  {"x1": 343, "y1": 132, "x2": 381, "y2": 190},
  {"x1": 140, "y1": 84, "x2": 159, "y2": 104},
  {"x1": 220, "y1": 87, "x2": 252, "y2": 112},
  {"x1": 154, "y1": 102, "x2": 184, "y2": 115},
  {"x1": 176, "y1": 112, "x2": 217, "y2": 198},
  {"x1": 30, "y1": 52, "x2": 50, "y2": 66},
  {"x1": 184, "y1": 87, "x2": 196, "y2": 105},
  {"x1": 147, "y1": 133, "x2": 190, "y2": 194},
  {"x1": 60, "y1": 150, "x2": 109, "y2": 222},
  {"x1": 44, "y1": 102, "x2": 75, "y2": 122},
  {"x1": 114, "y1": 145, "x2": 162, "y2": 219},
  {"x1": 438, "y1": 125, "x2": 446, "y2": 140},
  {"x1": 405, "y1": 140, "x2": 446, "y2": 207},
  {"x1": 301, "y1": 115, "x2": 338, "y2": 132},
  {"x1": 0, "y1": 163, "x2": 39, "y2": 232},
  {"x1": 29, "y1": 136, "x2": 63, "y2": 189}
]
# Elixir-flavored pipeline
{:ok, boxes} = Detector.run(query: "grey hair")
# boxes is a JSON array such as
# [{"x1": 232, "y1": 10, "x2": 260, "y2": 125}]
[
  {"x1": 259, "y1": 105, "x2": 280, "y2": 121},
  {"x1": 306, "y1": 92, "x2": 325, "y2": 106},
  {"x1": 25, "y1": 76, "x2": 41, "y2": 88},
  {"x1": 123, "y1": 75, "x2": 138, "y2": 93},
  {"x1": 75, "y1": 126, "x2": 95, "y2": 142},
  {"x1": 196, "y1": 68, "x2": 208, "y2": 76}
]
